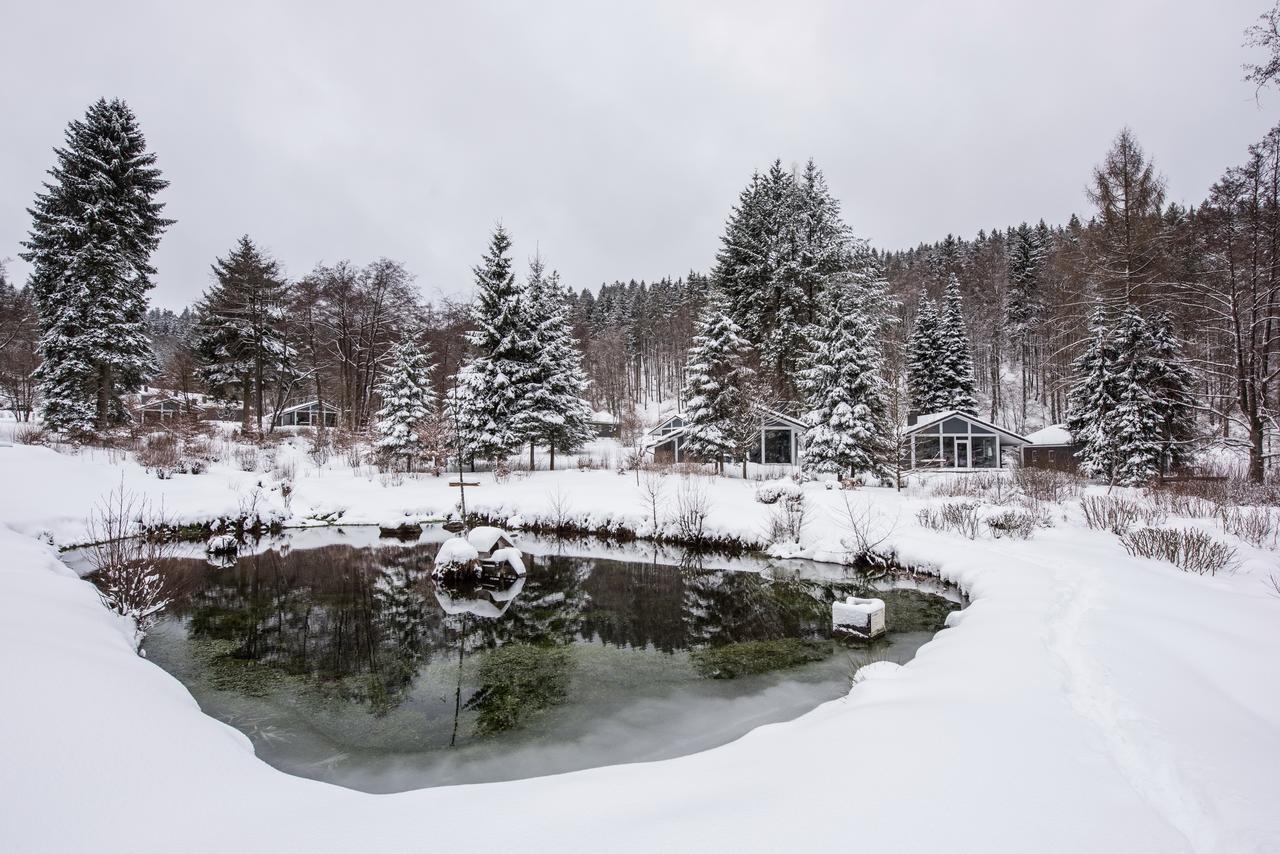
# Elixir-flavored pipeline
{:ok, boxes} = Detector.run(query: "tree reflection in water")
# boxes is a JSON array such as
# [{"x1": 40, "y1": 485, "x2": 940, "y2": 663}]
[{"x1": 144, "y1": 538, "x2": 957, "y2": 745}]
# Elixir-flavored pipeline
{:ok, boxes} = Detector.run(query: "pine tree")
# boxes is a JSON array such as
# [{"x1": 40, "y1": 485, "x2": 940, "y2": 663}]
[
  {"x1": 799, "y1": 248, "x2": 892, "y2": 478},
  {"x1": 374, "y1": 336, "x2": 437, "y2": 470},
  {"x1": 1005, "y1": 222, "x2": 1044, "y2": 336},
  {"x1": 521, "y1": 260, "x2": 594, "y2": 469},
  {"x1": 1066, "y1": 306, "x2": 1121, "y2": 480},
  {"x1": 1146, "y1": 311, "x2": 1197, "y2": 472},
  {"x1": 21, "y1": 98, "x2": 172, "y2": 435},
  {"x1": 681, "y1": 291, "x2": 756, "y2": 472},
  {"x1": 936, "y1": 275, "x2": 978, "y2": 412},
  {"x1": 456, "y1": 226, "x2": 537, "y2": 464},
  {"x1": 1109, "y1": 307, "x2": 1163, "y2": 485},
  {"x1": 193, "y1": 237, "x2": 292, "y2": 433},
  {"x1": 906, "y1": 294, "x2": 945, "y2": 413}
]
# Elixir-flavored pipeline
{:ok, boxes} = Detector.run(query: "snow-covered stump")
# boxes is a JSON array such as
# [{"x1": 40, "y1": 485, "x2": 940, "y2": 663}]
[
  {"x1": 832, "y1": 596, "x2": 886, "y2": 639},
  {"x1": 205, "y1": 534, "x2": 239, "y2": 557}
]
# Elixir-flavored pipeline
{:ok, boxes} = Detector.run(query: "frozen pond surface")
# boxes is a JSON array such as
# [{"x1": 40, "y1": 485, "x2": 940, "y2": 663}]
[{"x1": 76, "y1": 527, "x2": 961, "y2": 793}]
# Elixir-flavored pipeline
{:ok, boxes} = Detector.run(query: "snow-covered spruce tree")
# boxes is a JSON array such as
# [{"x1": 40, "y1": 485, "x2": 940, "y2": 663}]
[
  {"x1": 906, "y1": 294, "x2": 945, "y2": 413},
  {"x1": 1109, "y1": 307, "x2": 1164, "y2": 485},
  {"x1": 1146, "y1": 311, "x2": 1197, "y2": 473},
  {"x1": 21, "y1": 98, "x2": 172, "y2": 436},
  {"x1": 520, "y1": 260, "x2": 594, "y2": 469},
  {"x1": 681, "y1": 290, "x2": 756, "y2": 473},
  {"x1": 193, "y1": 237, "x2": 292, "y2": 434},
  {"x1": 374, "y1": 336, "x2": 437, "y2": 471},
  {"x1": 456, "y1": 226, "x2": 537, "y2": 466},
  {"x1": 799, "y1": 248, "x2": 893, "y2": 479},
  {"x1": 1066, "y1": 306, "x2": 1121, "y2": 481},
  {"x1": 936, "y1": 275, "x2": 978, "y2": 413}
]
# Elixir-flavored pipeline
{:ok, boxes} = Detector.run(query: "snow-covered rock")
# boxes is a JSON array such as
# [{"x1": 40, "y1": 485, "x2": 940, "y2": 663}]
[{"x1": 852, "y1": 660, "x2": 902, "y2": 684}]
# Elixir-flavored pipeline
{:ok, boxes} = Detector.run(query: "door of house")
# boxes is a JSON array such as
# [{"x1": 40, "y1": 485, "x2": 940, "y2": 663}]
[{"x1": 955, "y1": 439, "x2": 970, "y2": 469}]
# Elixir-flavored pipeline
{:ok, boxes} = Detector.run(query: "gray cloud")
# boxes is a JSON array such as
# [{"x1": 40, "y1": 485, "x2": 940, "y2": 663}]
[{"x1": 1, "y1": 0, "x2": 1276, "y2": 310}]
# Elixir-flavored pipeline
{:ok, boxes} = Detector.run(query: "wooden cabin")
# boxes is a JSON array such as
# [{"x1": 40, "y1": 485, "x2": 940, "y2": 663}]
[
  {"x1": 133, "y1": 395, "x2": 194, "y2": 425},
  {"x1": 590, "y1": 410, "x2": 620, "y2": 439},
  {"x1": 1020, "y1": 425, "x2": 1080, "y2": 472},
  {"x1": 902, "y1": 410, "x2": 1029, "y2": 471}
]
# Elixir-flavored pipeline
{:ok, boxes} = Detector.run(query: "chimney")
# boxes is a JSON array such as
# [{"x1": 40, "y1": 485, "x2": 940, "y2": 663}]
[{"x1": 906, "y1": 410, "x2": 919, "y2": 427}]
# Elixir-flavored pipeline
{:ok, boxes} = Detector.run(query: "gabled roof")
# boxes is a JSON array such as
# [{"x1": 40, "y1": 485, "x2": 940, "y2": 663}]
[
  {"x1": 647, "y1": 404, "x2": 802, "y2": 439},
  {"x1": 1024, "y1": 424, "x2": 1074, "y2": 446},
  {"x1": 903, "y1": 410, "x2": 1030, "y2": 445},
  {"x1": 133, "y1": 395, "x2": 188, "y2": 410},
  {"x1": 278, "y1": 400, "x2": 340, "y2": 416}
]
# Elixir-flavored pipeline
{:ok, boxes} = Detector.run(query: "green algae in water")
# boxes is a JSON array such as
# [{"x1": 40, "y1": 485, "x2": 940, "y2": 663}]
[
  {"x1": 467, "y1": 643, "x2": 574, "y2": 735},
  {"x1": 690, "y1": 638, "x2": 832, "y2": 679}
]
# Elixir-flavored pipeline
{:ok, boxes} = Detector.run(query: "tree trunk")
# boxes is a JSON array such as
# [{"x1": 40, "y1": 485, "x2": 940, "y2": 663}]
[
  {"x1": 96, "y1": 364, "x2": 111, "y2": 432},
  {"x1": 549, "y1": 443, "x2": 556, "y2": 471},
  {"x1": 241, "y1": 375, "x2": 252, "y2": 432}
]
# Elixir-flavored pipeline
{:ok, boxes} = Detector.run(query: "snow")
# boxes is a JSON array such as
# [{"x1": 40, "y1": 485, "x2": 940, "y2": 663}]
[
  {"x1": 1025, "y1": 424, "x2": 1073, "y2": 445},
  {"x1": 490, "y1": 546, "x2": 527, "y2": 576},
  {"x1": 466, "y1": 525, "x2": 510, "y2": 554},
  {"x1": 434, "y1": 537, "x2": 479, "y2": 567},
  {"x1": 1, "y1": 440, "x2": 1279, "y2": 852}
]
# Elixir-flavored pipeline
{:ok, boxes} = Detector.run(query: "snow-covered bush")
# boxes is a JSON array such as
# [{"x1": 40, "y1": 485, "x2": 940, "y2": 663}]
[
  {"x1": 985, "y1": 509, "x2": 1043, "y2": 540},
  {"x1": 1079, "y1": 495, "x2": 1165, "y2": 534},
  {"x1": 13, "y1": 424, "x2": 50, "y2": 445},
  {"x1": 233, "y1": 444, "x2": 259, "y2": 471},
  {"x1": 916, "y1": 501, "x2": 984, "y2": 539},
  {"x1": 84, "y1": 483, "x2": 175, "y2": 652},
  {"x1": 930, "y1": 473, "x2": 1008, "y2": 501},
  {"x1": 755, "y1": 482, "x2": 803, "y2": 505},
  {"x1": 1119, "y1": 527, "x2": 1237, "y2": 575},
  {"x1": 764, "y1": 488, "x2": 808, "y2": 544}
]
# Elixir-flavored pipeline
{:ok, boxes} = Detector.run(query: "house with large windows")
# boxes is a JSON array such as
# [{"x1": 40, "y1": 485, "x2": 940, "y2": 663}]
[
  {"x1": 646, "y1": 406, "x2": 805, "y2": 467},
  {"x1": 902, "y1": 410, "x2": 1030, "y2": 471}
]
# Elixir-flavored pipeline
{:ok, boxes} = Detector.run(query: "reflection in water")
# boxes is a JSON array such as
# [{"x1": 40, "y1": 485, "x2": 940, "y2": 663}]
[{"x1": 120, "y1": 535, "x2": 960, "y2": 792}]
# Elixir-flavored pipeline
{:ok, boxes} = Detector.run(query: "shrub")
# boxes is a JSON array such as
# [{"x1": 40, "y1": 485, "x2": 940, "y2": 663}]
[
  {"x1": 930, "y1": 473, "x2": 1011, "y2": 502},
  {"x1": 916, "y1": 501, "x2": 984, "y2": 539},
  {"x1": 1079, "y1": 495, "x2": 1165, "y2": 534},
  {"x1": 986, "y1": 509, "x2": 1042, "y2": 540},
  {"x1": 674, "y1": 477, "x2": 710, "y2": 543},
  {"x1": 233, "y1": 445, "x2": 259, "y2": 472},
  {"x1": 755, "y1": 482, "x2": 802, "y2": 505},
  {"x1": 136, "y1": 432, "x2": 181, "y2": 474},
  {"x1": 1013, "y1": 466, "x2": 1081, "y2": 504},
  {"x1": 1119, "y1": 527, "x2": 1237, "y2": 576},
  {"x1": 13, "y1": 424, "x2": 49, "y2": 445},
  {"x1": 1216, "y1": 506, "x2": 1278, "y2": 548},
  {"x1": 764, "y1": 490, "x2": 808, "y2": 543}
]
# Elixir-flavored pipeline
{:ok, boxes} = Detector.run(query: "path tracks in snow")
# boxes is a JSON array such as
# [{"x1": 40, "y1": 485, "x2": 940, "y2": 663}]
[{"x1": 1028, "y1": 544, "x2": 1221, "y2": 853}]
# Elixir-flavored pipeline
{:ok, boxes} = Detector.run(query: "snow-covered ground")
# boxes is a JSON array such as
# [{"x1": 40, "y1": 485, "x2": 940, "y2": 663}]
[{"x1": 1, "y1": 438, "x2": 1278, "y2": 853}]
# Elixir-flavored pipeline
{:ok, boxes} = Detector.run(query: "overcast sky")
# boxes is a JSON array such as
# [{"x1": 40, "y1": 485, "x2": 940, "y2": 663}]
[{"x1": 2, "y1": 0, "x2": 1277, "y2": 310}]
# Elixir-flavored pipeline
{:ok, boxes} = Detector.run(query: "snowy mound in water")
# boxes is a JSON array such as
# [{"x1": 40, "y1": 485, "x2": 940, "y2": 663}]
[{"x1": 436, "y1": 537, "x2": 479, "y2": 567}]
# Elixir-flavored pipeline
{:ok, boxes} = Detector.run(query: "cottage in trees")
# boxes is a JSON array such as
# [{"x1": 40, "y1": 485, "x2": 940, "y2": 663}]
[
  {"x1": 277, "y1": 400, "x2": 339, "y2": 428},
  {"x1": 646, "y1": 407, "x2": 804, "y2": 467},
  {"x1": 1020, "y1": 425, "x2": 1080, "y2": 472},
  {"x1": 902, "y1": 410, "x2": 1029, "y2": 471}
]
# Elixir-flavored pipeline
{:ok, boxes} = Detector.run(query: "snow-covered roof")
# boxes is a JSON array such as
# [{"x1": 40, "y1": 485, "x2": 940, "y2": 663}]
[
  {"x1": 591, "y1": 410, "x2": 618, "y2": 424},
  {"x1": 1024, "y1": 425, "x2": 1074, "y2": 446},
  {"x1": 278, "y1": 400, "x2": 340, "y2": 415},
  {"x1": 903, "y1": 410, "x2": 1030, "y2": 444},
  {"x1": 466, "y1": 526, "x2": 513, "y2": 554}
]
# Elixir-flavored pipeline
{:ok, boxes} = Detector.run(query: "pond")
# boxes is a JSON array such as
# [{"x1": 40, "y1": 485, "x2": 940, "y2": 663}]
[{"x1": 75, "y1": 528, "x2": 962, "y2": 793}]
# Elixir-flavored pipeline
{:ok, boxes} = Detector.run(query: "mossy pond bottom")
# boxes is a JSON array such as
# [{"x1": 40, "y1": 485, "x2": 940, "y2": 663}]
[{"x1": 78, "y1": 528, "x2": 962, "y2": 793}]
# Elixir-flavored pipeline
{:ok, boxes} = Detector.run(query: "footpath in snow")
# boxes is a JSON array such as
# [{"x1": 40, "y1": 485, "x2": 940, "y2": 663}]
[{"x1": 1, "y1": 441, "x2": 1278, "y2": 853}]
